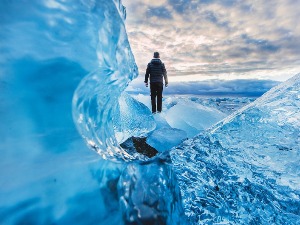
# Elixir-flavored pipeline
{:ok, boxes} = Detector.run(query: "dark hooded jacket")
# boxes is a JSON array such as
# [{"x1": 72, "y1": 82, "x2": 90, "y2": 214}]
[{"x1": 144, "y1": 58, "x2": 168, "y2": 84}]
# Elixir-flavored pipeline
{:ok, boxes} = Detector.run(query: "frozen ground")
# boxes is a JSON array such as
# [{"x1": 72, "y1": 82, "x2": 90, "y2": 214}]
[{"x1": 130, "y1": 94, "x2": 255, "y2": 151}]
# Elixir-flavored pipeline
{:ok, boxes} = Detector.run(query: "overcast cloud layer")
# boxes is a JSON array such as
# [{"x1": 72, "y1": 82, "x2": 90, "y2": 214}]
[{"x1": 123, "y1": 0, "x2": 300, "y2": 82}]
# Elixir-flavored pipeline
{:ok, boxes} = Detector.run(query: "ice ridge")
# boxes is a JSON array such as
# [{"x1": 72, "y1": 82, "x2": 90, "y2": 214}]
[{"x1": 170, "y1": 73, "x2": 300, "y2": 224}]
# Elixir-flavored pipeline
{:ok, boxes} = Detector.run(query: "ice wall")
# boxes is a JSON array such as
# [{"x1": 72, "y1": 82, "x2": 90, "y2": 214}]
[
  {"x1": 0, "y1": 0, "x2": 155, "y2": 162},
  {"x1": 0, "y1": 1, "x2": 186, "y2": 224},
  {"x1": 171, "y1": 74, "x2": 300, "y2": 224},
  {"x1": 0, "y1": 0, "x2": 125, "y2": 223}
]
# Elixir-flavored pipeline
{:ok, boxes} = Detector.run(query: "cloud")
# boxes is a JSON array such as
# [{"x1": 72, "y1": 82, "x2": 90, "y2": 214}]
[
  {"x1": 146, "y1": 6, "x2": 173, "y2": 19},
  {"x1": 123, "y1": 0, "x2": 300, "y2": 81},
  {"x1": 240, "y1": 34, "x2": 280, "y2": 53}
]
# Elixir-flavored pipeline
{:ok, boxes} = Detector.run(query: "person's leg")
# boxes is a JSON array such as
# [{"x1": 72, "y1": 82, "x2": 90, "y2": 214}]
[
  {"x1": 150, "y1": 83, "x2": 157, "y2": 113},
  {"x1": 157, "y1": 83, "x2": 163, "y2": 112}
]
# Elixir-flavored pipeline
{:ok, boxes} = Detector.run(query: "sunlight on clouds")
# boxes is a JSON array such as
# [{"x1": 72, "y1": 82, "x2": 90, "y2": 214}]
[
  {"x1": 170, "y1": 67, "x2": 300, "y2": 82},
  {"x1": 123, "y1": 0, "x2": 300, "y2": 82},
  {"x1": 193, "y1": 36, "x2": 214, "y2": 45},
  {"x1": 141, "y1": 0, "x2": 168, "y2": 7}
]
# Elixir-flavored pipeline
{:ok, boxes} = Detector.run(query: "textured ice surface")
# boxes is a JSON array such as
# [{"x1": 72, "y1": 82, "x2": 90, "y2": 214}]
[
  {"x1": 164, "y1": 98, "x2": 227, "y2": 137},
  {"x1": 131, "y1": 95, "x2": 232, "y2": 149},
  {"x1": 71, "y1": 0, "x2": 139, "y2": 160},
  {"x1": 0, "y1": 1, "x2": 186, "y2": 224},
  {"x1": 133, "y1": 94, "x2": 255, "y2": 115},
  {"x1": 147, "y1": 127, "x2": 187, "y2": 152},
  {"x1": 128, "y1": 95, "x2": 229, "y2": 152},
  {"x1": 113, "y1": 92, "x2": 156, "y2": 144},
  {"x1": 2, "y1": 0, "x2": 299, "y2": 224},
  {"x1": 170, "y1": 74, "x2": 300, "y2": 224},
  {"x1": 118, "y1": 160, "x2": 187, "y2": 225}
]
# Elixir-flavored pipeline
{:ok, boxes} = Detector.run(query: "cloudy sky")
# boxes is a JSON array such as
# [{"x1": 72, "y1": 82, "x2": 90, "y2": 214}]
[{"x1": 123, "y1": 0, "x2": 300, "y2": 85}]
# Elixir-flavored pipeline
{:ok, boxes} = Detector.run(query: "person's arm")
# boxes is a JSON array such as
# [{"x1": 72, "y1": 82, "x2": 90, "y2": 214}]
[
  {"x1": 162, "y1": 63, "x2": 168, "y2": 86},
  {"x1": 144, "y1": 63, "x2": 150, "y2": 87}
]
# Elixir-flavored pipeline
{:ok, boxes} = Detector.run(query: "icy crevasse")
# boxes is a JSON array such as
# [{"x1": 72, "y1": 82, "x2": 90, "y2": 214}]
[{"x1": 170, "y1": 74, "x2": 300, "y2": 224}]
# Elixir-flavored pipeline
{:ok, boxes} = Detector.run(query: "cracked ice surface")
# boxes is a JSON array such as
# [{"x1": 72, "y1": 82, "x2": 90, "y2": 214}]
[{"x1": 170, "y1": 74, "x2": 300, "y2": 224}]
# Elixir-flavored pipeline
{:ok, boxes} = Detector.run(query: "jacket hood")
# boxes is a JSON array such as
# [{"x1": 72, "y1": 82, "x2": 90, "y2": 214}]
[{"x1": 150, "y1": 58, "x2": 162, "y2": 65}]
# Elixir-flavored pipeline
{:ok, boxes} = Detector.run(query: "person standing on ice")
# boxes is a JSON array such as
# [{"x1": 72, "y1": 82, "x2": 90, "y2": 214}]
[{"x1": 144, "y1": 52, "x2": 168, "y2": 113}]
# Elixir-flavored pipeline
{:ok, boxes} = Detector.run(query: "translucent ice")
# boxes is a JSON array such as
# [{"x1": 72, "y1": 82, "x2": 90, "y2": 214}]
[
  {"x1": 165, "y1": 98, "x2": 227, "y2": 137},
  {"x1": 0, "y1": 1, "x2": 187, "y2": 224},
  {"x1": 147, "y1": 127, "x2": 187, "y2": 152},
  {"x1": 170, "y1": 74, "x2": 300, "y2": 224},
  {"x1": 2, "y1": 0, "x2": 299, "y2": 224},
  {"x1": 72, "y1": 0, "x2": 139, "y2": 160},
  {"x1": 129, "y1": 95, "x2": 244, "y2": 152},
  {"x1": 118, "y1": 161, "x2": 187, "y2": 224},
  {"x1": 113, "y1": 92, "x2": 156, "y2": 144}
]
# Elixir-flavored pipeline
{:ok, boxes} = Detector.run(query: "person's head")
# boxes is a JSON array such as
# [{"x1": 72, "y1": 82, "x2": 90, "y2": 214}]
[{"x1": 153, "y1": 52, "x2": 160, "y2": 58}]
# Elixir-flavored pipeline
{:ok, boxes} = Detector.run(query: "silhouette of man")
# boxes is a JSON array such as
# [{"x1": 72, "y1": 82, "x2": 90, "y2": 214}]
[{"x1": 144, "y1": 52, "x2": 168, "y2": 113}]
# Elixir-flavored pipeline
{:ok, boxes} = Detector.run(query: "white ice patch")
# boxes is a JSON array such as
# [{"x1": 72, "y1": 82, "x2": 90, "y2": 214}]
[
  {"x1": 164, "y1": 99, "x2": 227, "y2": 137},
  {"x1": 147, "y1": 127, "x2": 187, "y2": 152}
]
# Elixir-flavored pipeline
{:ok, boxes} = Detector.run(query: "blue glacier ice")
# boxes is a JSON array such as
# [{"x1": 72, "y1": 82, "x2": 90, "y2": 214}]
[
  {"x1": 147, "y1": 126, "x2": 187, "y2": 152},
  {"x1": 170, "y1": 74, "x2": 300, "y2": 224},
  {"x1": 0, "y1": 0, "x2": 186, "y2": 224},
  {"x1": 132, "y1": 95, "x2": 232, "y2": 151},
  {"x1": 1, "y1": 0, "x2": 300, "y2": 224},
  {"x1": 113, "y1": 92, "x2": 155, "y2": 144},
  {"x1": 163, "y1": 98, "x2": 227, "y2": 138}
]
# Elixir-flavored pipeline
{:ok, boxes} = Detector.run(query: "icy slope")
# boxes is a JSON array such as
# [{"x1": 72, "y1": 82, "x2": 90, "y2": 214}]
[{"x1": 170, "y1": 74, "x2": 300, "y2": 224}]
